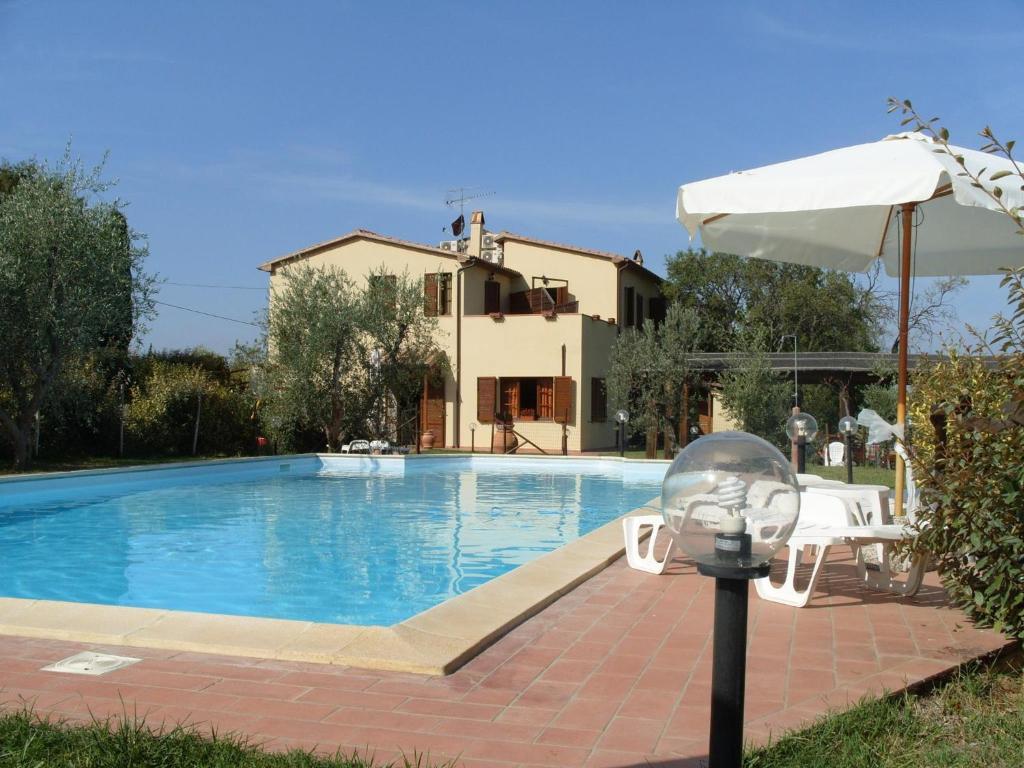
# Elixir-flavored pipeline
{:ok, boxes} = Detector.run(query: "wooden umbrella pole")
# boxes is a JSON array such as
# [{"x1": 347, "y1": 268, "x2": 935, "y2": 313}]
[{"x1": 894, "y1": 203, "x2": 915, "y2": 519}]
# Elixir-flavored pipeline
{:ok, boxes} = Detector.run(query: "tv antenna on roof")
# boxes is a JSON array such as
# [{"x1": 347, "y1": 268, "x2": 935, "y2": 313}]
[{"x1": 444, "y1": 187, "x2": 495, "y2": 221}]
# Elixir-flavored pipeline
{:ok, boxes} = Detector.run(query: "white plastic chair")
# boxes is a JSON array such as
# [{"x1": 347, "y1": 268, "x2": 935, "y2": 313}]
[
  {"x1": 622, "y1": 514, "x2": 678, "y2": 574},
  {"x1": 341, "y1": 439, "x2": 370, "y2": 454},
  {"x1": 826, "y1": 441, "x2": 845, "y2": 467}
]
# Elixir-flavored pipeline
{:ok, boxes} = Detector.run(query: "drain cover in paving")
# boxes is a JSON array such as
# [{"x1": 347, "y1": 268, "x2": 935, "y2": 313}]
[{"x1": 41, "y1": 651, "x2": 141, "y2": 676}]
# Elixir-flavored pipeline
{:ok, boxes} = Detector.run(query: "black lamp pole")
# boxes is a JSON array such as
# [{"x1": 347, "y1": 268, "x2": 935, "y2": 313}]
[
  {"x1": 844, "y1": 432, "x2": 854, "y2": 484},
  {"x1": 697, "y1": 542, "x2": 770, "y2": 768},
  {"x1": 619, "y1": 422, "x2": 625, "y2": 458},
  {"x1": 796, "y1": 434, "x2": 806, "y2": 474}
]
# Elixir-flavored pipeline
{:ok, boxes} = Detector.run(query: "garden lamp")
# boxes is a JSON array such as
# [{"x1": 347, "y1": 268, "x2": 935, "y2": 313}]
[
  {"x1": 838, "y1": 415, "x2": 858, "y2": 484},
  {"x1": 785, "y1": 412, "x2": 818, "y2": 474},
  {"x1": 662, "y1": 431, "x2": 800, "y2": 768},
  {"x1": 469, "y1": 421, "x2": 477, "y2": 453},
  {"x1": 615, "y1": 409, "x2": 629, "y2": 458}
]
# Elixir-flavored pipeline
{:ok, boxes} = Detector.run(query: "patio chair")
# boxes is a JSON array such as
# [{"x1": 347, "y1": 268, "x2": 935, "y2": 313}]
[
  {"x1": 622, "y1": 514, "x2": 678, "y2": 574},
  {"x1": 826, "y1": 441, "x2": 845, "y2": 466},
  {"x1": 369, "y1": 439, "x2": 390, "y2": 455},
  {"x1": 753, "y1": 490, "x2": 926, "y2": 607},
  {"x1": 341, "y1": 439, "x2": 371, "y2": 454}
]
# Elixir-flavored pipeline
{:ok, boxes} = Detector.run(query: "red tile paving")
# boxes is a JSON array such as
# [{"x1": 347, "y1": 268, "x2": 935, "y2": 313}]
[{"x1": 0, "y1": 549, "x2": 1011, "y2": 768}]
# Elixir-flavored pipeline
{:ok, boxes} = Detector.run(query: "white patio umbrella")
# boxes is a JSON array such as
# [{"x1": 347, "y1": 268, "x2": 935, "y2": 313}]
[{"x1": 677, "y1": 132, "x2": 1024, "y2": 515}]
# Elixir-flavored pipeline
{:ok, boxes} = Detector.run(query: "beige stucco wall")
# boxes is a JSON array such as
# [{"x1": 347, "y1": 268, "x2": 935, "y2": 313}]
[
  {"x1": 458, "y1": 314, "x2": 619, "y2": 453},
  {"x1": 711, "y1": 391, "x2": 741, "y2": 433}
]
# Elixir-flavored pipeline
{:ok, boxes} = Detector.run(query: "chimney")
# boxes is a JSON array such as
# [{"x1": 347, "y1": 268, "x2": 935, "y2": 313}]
[{"x1": 467, "y1": 210, "x2": 485, "y2": 257}]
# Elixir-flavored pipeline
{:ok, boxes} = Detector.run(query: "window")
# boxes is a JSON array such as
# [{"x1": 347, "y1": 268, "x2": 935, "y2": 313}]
[
  {"x1": 624, "y1": 286, "x2": 635, "y2": 328},
  {"x1": 484, "y1": 279, "x2": 500, "y2": 314},
  {"x1": 494, "y1": 377, "x2": 569, "y2": 420},
  {"x1": 438, "y1": 273, "x2": 452, "y2": 315},
  {"x1": 649, "y1": 296, "x2": 667, "y2": 325},
  {"x1": 424, "y1": 272, "x2": 452, "y2": 316},
  {"x1": 590, "y1": 378, "x2": 607, "y2": 421}
]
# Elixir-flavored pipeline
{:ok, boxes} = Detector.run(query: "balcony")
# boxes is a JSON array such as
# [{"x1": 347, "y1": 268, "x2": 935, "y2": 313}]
[{"x1": 508, "y1": 286, "x2": 579, "y2": 315}]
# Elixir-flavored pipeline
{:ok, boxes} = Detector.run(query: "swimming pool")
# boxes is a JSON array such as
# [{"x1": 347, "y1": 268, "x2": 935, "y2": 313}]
[{"x1": 0, "y1": 455, "x2": 665, "y2": 626}]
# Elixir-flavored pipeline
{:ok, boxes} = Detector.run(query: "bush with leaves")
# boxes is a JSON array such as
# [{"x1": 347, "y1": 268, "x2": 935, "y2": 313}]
[
  {"x1": 606, "y1": 303, "x2": 700, "y2": 455},
  {"x1": 125, "y1": 361, "x2": 251, "y2": 456},
  {"x1": 907, "y1": 272, "x2": 1024, "y2": 638}
]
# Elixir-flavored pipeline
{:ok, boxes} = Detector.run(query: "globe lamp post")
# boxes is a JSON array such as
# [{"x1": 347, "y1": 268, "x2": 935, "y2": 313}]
[
  {"x1": 785, "y1": 412, "x2": 818, "y2": 474},
  {"x1": 615, "y1": 409, "x2": 629, "y2": 458},
  {"x1": 838, "y1": 416, "x2": 857, "y2": 484},
  {"x1": 662, "y1": 432, "x2": 800, "y2": 768}
]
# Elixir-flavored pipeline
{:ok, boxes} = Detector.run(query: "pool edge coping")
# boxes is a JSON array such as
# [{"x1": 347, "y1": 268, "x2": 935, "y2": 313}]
[{"x1": 0, "y1": 454, "x2": 665, "y2": 676}]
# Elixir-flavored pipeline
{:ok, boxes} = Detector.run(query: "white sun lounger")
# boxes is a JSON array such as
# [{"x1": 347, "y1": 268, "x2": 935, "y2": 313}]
[{"x1": 753, "y1": 491, "x2": 926, "y2": 607}]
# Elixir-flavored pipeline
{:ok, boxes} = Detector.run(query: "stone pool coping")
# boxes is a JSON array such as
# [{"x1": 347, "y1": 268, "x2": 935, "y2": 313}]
[{"x1": 0, "y1": 453, "x2": 667, "y2": 675}]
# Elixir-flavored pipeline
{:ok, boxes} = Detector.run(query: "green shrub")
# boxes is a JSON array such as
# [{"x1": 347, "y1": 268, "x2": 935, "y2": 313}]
[
  {"x1": 125, "y1": 361, "x2": 253, "y2": 456},
  {"x1": 908, "y1": 270, "x2": 1024, "y2": 638}
]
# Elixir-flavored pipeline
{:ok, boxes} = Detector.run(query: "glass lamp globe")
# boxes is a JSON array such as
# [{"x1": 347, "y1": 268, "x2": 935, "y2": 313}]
[
  {"x1": 661, "y1": 431, "x2": 800, "y2": 570},
  {"x1": 838, "y1": 416, "x2": 858, "y2": 436},
  {"x1": 785, "y1": 413, "x2": 818, "y2": 442}
]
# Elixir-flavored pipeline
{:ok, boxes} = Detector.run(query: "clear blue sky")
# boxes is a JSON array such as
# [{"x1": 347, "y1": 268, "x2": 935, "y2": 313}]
[{"x1": 1, "y1": 0, "x2": 1020, "y2": 353}]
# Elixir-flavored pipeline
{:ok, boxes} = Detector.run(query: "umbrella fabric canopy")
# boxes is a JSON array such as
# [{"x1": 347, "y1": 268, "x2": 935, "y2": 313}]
[
  {"x1": 678, "y1": 132, "x2": 1024, "y2": 276},
  {"x1": 677, "y1": 132, "x2": 1024, "y2": 514}
]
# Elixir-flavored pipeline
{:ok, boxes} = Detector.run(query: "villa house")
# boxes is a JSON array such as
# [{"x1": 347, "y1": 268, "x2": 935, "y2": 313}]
[{"x1": 258, "y1": 211, "x2": 664, "y2": 452}]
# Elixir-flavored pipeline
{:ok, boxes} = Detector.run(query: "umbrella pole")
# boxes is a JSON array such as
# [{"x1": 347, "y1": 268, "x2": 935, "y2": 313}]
[{"x1": 894, "y1": 203, "x2": 915, "y2": 519}]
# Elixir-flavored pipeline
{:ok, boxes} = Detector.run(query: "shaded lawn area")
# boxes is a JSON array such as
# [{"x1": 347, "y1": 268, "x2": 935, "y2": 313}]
[
  {"x1": 1, "y1": 657, "x2": 1019, "y2": 767},
  {"x1": 0, "y1": 454, "x2": 247, "y2": 477}
]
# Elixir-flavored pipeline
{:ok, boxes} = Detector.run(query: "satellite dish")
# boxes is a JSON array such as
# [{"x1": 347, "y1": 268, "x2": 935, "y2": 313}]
[{"x1": 615, "y1": 409, "x2": 629, "y2": 424}]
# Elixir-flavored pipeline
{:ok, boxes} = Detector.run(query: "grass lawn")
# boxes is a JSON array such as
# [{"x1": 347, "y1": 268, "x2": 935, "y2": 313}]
[
  {"x1": 600, "y1": 450, "x2": 895, "y2": 488},
  {"x1": 0, "y1": 658, "x2": 1019, "y2": 766},
  {"x1": 0, "y1": 454, "x2": 250, "y2": 477},
  {"x1": 745, "y1": 655, "x2": 1024, "y2": 767}
]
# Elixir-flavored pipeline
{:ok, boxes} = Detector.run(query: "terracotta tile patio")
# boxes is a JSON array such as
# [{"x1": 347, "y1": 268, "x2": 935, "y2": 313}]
[{"x1": 0, "y1": 549, "x2": 1011, "y2": 768}]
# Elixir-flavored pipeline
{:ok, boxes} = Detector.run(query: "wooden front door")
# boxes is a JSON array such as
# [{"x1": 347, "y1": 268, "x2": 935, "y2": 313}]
[{"x1": 421, "y1": 377, "x2": 445, "y2": 447}]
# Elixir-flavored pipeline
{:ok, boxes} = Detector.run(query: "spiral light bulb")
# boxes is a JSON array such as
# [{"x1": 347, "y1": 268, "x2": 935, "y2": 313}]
[{"x1": 716, "y1": 476, "x2": 747, "y2": 515}]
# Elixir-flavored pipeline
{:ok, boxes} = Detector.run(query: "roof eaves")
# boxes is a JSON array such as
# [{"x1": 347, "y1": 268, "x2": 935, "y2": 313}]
[{"x1": 258, "y1": 230, "x2": 462, "y2": 273}]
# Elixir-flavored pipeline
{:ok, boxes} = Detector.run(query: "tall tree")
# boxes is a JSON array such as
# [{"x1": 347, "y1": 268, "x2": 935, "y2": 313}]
[
  {"x1": 0, "y1": 155, "x2": 153, "y2": 469},
  {"x1": 663, "y1": 249, "x2": 884, "y2": 352}
]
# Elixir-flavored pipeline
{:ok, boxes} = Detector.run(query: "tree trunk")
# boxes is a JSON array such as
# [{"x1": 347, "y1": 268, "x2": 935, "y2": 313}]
[
  {"x1": 645, "y1": 426, "x2": 657, "y2": 459},
  {"x1": 10, "y1": 422, "x2": 32, "y2": 470}
]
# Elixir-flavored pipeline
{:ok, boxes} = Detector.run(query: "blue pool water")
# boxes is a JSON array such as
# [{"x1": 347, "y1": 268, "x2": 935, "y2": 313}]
[{"x1": 0, "y1": 456, "x2": 665, "y2": 625}]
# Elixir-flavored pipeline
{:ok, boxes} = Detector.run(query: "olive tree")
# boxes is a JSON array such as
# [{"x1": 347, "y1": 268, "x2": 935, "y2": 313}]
[
  {"x1": 607, "y1": 303, "x2": 700, "y2": 456},
  {"x1": 262, "y1": 264, "x2": 443, "y2": 451},
  {"x1": 0, "y1": 155, "x2": 153, "y2": 469}
]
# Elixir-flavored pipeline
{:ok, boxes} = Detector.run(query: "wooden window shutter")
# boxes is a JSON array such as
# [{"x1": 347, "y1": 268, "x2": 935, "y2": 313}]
[
  {"x1": 477, "y1": 377, "x2": 496, "y2": 423},
  {"x1": 636, "y1": 295, "x2": 645, "y2": 329},
  {"x1": 424, "y1": 273, "x2": 438, "y2": 316},
  {"x1": 624, "y1": 287, "x2": 635, "y2": 327},
  {"x1": 590, "y1": 377, "x2": 607, "y2": 421},
  {"x1": 537, "y1": 378, "x2": 553, "y2": 419},
  {"x1": 553, "y1": 376, "x2": 573, "y2": 424}
]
